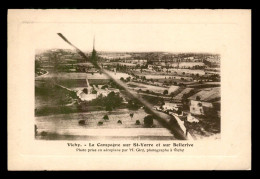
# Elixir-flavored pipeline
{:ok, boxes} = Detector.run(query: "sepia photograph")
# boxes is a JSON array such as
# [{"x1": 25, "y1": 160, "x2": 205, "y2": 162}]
[{"x1": 35, "y1": 35, "x2": 221, "y2": 141}]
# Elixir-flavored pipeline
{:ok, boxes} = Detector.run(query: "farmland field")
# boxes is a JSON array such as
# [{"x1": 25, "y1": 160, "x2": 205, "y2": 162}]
[
  {"x1": 36, "y1": 71, "x2": 131, "y2": 80},
  {"x1": 34, "y1": 108, "x2": 175, "y2": 140},
  {"x1": 127, "y1": 82, "x2": 168, "y2": 94}
]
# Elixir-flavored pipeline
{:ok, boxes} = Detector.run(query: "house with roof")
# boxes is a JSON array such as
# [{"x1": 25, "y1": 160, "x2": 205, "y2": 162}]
[
  {"x1": 188, "y1": 87, "x2": 220, "y2": 116},
  {"x1": 162, "y1": 102, "x2": 183, "y2": 111}
]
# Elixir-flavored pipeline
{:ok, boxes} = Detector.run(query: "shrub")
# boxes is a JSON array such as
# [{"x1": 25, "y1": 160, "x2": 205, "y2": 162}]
[
  {"x1": 98, "y1": 121, "x2": 103, "y2": 125},
  {"x1": 163, "y1": 90, "x2": 168, "y2": 95},
  {"x1": 135, "y1": 120, "x2": 141, "y2": 125},
  {"x1": 103, "y1": 114, "x2": 109, "y2": 120},
  {"x1": 83, "y1": 88, "x2": 88, "y2": 94},
  {"x1": 196, "y1": 96, "x2": 201, "y2": 101},
  {"x1": 78, "y1": 120, "x2": 86, "y2": 125},
  {"x1": 117, "y1": 120, "x2": 122, "y2": 124},
  {"x1": 130, "y1": 113, "x2": 134, "y2": 120}
]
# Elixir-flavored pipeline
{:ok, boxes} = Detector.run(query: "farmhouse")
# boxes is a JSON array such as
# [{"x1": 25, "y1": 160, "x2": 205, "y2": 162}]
[
  {"x1": 188, "y1": 87, "x2": 220, "y2": 116},
  {"x1": 162, "y1": 102, "x2": 183, "y2": 111}
]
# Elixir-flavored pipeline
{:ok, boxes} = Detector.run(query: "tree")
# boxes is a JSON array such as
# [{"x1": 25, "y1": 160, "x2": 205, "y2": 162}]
[
  {"x1": 126, "y1": 77, "x2": 131, "y2": 82},
  {"x1": 144, "y1": 115, "x2": 153, "y2": 127},
  {"x1": 130, "y1": 113, "x2": 134, "y2": 120},
  {"x1": 78, "y1": 120, "x2": 86, "y2": 125},
  {"x1": 135, "y1": 120, "x2": 141, "y2": 125},
  {"x1": 103, "y1": 114, "x2": 109, "y2": 120},
  {"x1": 104, "y1": 91, "x2": 123, "y2": 110},
  {"x1": 196, "y1": 96, "x2": 201, "y2": 101},
  {"x1": 177, "y1": 107, "x2": 183, "y2": 115},
  {"x1": 98, "y1": 121, "x2": 103, "y2": 125},
  {"x1": 83, "y1": 88, "x2": 88, "y2": 94},
  {"x1": 127, "y1": 99, "x2": 140, "y2": 110},
  {"x1": 163, "y1": 90, "x2": 168, "y2": 95}
]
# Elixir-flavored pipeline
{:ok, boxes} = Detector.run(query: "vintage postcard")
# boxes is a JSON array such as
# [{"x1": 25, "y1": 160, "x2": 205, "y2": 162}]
[{"x1": 8, "y1": 9, "x2": 251, "y2": 170}]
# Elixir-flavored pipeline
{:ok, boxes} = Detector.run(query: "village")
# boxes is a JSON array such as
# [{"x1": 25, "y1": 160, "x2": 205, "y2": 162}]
[{"x1": 35, "y1": 46, "x2": 220, "y2": 140}]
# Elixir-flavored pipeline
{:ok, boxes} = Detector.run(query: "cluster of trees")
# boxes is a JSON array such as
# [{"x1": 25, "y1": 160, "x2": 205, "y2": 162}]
[
  {"x1": 203, "y1": 59, "x2": 220, "y2": 68},
  {"x1": 109, "y1": 80, "x2": 124, "y2": 90},
  {"x1": 96, "y1": 92, "x2": 123, "y2": 111},
  {"x1": 98, "y1": 113, "x2": 153, "y2": 127},
  {"x1": 56, "y1": 64, "x2": 76, "y2": 72},
  {"x1": 101, "y1": 85, "x2": 108, "y2": 89},
  {"x1": 35, "y1": 82, "x2": 79, "y2": 116},
  {"x1": 120, "y1": 77, "x2": 131, "y2": 82},
  {"x1": 127, "y1": 99, "x2": 141, "y2": 110},
  {"x1": 137, "y1": 88, "x2": 164, "y2": 97},
  {"x1": 141, "y1": 96, "x2": 164, "y2": 106},
  {"x1": 78, "y1": 91, "x2": 123, "y2": 112},
  {"x1": 162, "y1": 79, "x2": 188, "y2": 87},
  {"x1": 144, "y1": 115, "x2": 154, "y2": 127},
  {"x1": 135, "y1": 64, "x2": 148, "y2": 70},
  {"x1": 140, "y1": 76, "x2": 146, "y2": 81}
]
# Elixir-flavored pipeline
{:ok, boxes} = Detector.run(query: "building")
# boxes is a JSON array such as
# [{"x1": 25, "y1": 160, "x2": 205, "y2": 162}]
[
  {"x1": 188, "y1": 87, "x2": 220, "y2": 116},
  {"x1": 189, "y1": 100, "x2": 213, "y2": 116},
  {"x1": 77, "y1": 91, "x2": 97, "y2": 101},
  {"x1": 77, "y1": 84, "x2": 120, "y2": 102},
  {"x1": 93, "y1": 85, "x2": 120, "y2": 97},
  {"x1": 162, "y1": 102, "x2": 183, "y2": 111}
]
